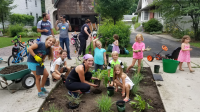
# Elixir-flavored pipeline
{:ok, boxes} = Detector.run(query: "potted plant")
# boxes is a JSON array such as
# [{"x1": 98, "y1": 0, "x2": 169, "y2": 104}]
[
  {"x1": 65, "y1": 94, "x2": 82, "y2": 109},
  {"x1": 93, "y1": 69, "x2": 109, "y2": 87}
]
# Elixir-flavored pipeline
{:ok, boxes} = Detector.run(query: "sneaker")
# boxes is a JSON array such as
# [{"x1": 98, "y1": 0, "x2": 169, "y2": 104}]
[
  {"x1": 77, "y1": 56, "x2": 81, "y2": 61},
  {"x1": 85, "y1": 90, "x2": 90, "y2": 94},
  {"x1": 68, "y1": 91, "x2": 78, "y2": 98},
  {"x1": 38, "y1": 92, "x2": 48, "y2": 98},
  {"x1": 68, "y1": 57, "x2": 72, "y2": 60},
  {"x1": 41, "y1": 87, "x2": 49, "y2": 94}
]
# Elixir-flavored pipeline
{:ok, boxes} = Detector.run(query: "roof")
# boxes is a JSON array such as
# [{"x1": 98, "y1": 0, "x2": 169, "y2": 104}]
[{"x1": 135, "y1": 0, "x2": 154, "y2": 15}]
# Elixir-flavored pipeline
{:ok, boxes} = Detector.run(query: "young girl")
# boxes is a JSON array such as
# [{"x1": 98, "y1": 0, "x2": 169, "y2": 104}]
[
  {"x1": 177, "y1": 35, "x2": 194, "y2": 72},
  {"x1": 50, "y1": 50, "x2": 71, "y2": 82},
  {"x1": 52, "y1": 39, "x2": 63, "y2": 62},
  {"x1": 27, "y1": 36, "x2": 56, "y2": 98},
  {"x1": 107, "y1": 51, "x2": 124, "y2": 86},
  {"x1": 112, "y1": 34, "x2": 120, "y2": 54},
  {"x1": 92, "y1": 38, "x2": 107, "y2": 71},
  {"x1": 126, "y1": 34, "x2": 146, "y2": 74},
  {"x1": 114, "y1": 64, "x2": 134, "y2": 102}
]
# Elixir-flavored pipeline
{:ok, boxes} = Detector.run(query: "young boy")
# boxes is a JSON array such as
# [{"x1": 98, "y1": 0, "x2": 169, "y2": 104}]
[{"x1": 107, "y1": 51, "x2": 124, "y2": 86}]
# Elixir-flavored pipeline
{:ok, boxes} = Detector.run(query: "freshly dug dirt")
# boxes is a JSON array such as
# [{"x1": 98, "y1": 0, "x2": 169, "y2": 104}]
[
  {"x1": 39, "y1": 67, "x2": 165, "y2": 112},
  {"x1": 0, "y1": 65, "x2": 28, "y2": 74},
  {"x1": 92, "y1": 89, "x2": 102, "y2": 94}
]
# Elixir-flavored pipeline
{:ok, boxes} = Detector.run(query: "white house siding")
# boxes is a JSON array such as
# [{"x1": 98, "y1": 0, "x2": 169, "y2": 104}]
[
  {"x1": 0, "y1": 0, "x2": 42, "y2": 28},
  {"x1": 141, "y1": 0, "x2": 148, "y2": 8},
  {"x1": 45, "y1": 0, "x2": 57, "y2": 28}
]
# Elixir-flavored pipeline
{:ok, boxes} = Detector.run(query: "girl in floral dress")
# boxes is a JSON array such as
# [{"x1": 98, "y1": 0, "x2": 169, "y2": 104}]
[{"x1": 177, "y1": 35, "x2": 194, "y2": 72}]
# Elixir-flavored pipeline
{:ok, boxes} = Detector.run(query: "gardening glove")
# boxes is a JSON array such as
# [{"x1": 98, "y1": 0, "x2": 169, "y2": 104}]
[
  {"x1": 40, "y1": 63, "x2": 44, "y2": 67},
  {"x1": 145, "y1": 46, "x2": 151, "y2": 51},
  {"x1": 34, "y1": 55, "x2": 43, "y2": 63}
]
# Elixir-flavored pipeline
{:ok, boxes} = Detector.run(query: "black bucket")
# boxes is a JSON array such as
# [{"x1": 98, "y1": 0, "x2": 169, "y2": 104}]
[
  {"x1": 94, "y1": 79, "x2": 101, "y2": 87},
  {"x1": 107, "y1": 87, "x2": 114, "y2": 96},
  {"x1": 116, "y1": 100, "x2": 126, "y2": 112},
  {"x1": 154, "y1": 65, "x2": 160, "y2": 73},
  {"x1": 36, "y1": 66, "x2": 44, "y2": 75},
  {"x1": 45, "y1": 77, "x2": 50, "y2": 86}
]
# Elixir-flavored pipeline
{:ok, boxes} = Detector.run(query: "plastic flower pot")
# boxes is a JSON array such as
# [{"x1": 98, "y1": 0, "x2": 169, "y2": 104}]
[
  {"x1": 116, "y1": 100, "x2": 126, "y2": 112},
  {"x1": 154, "y1": 65, "x2": 160, "y2": 73},
  {"x1": 94, "y1": 79, "x2": 101, "y2": 87},
  {"x1": 163, "y1": 58, "x2": 179, "y2": 73},
  {"x1": 107, "y1": 86, "x2": 114, "y2": 96},
  {"x1": 36, "y1": 66, "x2": 44, "y2": 75},
  {"x1": 67, "y1": 102, "x2": 79, "y2": 109},
  {"x1": 45, "y1": 77, "x2": 50, "y2": 86}
]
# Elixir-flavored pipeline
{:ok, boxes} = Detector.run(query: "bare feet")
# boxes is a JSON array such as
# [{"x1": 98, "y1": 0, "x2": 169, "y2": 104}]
[
  {"x1": 179, "y1": 69, "x2": 184, "y2": 71},
  {"x1": 115, "y1": 88, "x2": 118, "y2": 92}
]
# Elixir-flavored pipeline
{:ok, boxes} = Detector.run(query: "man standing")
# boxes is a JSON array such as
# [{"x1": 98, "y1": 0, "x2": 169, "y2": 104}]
[
  {"x1": 37, "y1": 13, "x2": 54, "y2": 42},
  {"x1": 55, "y1": 15, "x2": 72, "y2": 60}
]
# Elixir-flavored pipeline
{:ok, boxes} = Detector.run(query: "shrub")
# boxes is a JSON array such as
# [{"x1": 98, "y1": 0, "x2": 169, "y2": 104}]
[
  {"x1": 132, "y1": 16, "x2": 137, "y2": 24},
  {"x1": 44, "y1": 104, "x2": 63, "y2": 112},
  {"x1": 134, "y1": 22, "x2": 141, "y2": 29},
  {"x1": 143, "y1": 18, "x2": 163, "y2": 32},
  {"x1": 18, "y1": 32, "x2": 27, "y2": 37},
  {"x1": 10, "y1": 14, "x2": 34, "y2": 26},
  {"x1": 98, "y1": 21, "x2": 131, "y2": 48},
  {"x1": 8, "y1": 24, "x2": 24, "y2": 37},
  {"x1": 150, "y1": 31, "x2": 162, "y2": 35},
  {"x1": 32, "y1": 26, "x2": 37, "y2": 32},
  {"x1": 52, "y1": 28, "x2": 59, "y2": 35},
  {"x1": 27, "y1": 31, "x2": 38, "y2": 37}
]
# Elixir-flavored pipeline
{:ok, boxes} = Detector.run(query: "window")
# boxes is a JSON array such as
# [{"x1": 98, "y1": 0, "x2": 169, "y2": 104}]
[
  {"x1": 25, "y1": 0, "x2": 28, "y2": 8},
  {"x1": 144, "y1": 11, "x2": 149, "y2": 20},
  {"x1": 158, "y1": 12, "x2": 162, "y2": 18},
  {"x1": 30, "y1": 12, "x2": 32, "y2": 16},
  {"x1": 35, "y1": 0, "x2": 37, "y2": 7},
  {"x1": 36, "y1": 13, "x2": 38, "y2": 19}
]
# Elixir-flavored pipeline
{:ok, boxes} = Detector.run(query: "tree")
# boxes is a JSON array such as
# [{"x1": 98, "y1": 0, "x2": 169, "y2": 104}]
[
  {"x1": 127, "y1": 0, "x2": 139, "y2": 15},
  {"x1": 41, "y1": 0, "x2": 45, "y2": 13},
  {"x1": 95, "y1": 0, "x2": 134, "y2": 25},
  {"x1": 0, "y1": 0, "x2": 16, "y2": 31},
  {"x1": 153, "y1": 0, "x2": 200, "y2": 40}
]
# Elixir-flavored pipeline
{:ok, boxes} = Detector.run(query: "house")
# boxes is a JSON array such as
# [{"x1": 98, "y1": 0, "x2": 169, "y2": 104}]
[
  {"x1": 0, "y1": 0, "x2": 42, "y2": 28},
  {"x1": 135, "y1": 0, "x2": 193, "y2": 30},
  {"x1": 45, "y1": 0, "x2": 98, "y2": 31}
]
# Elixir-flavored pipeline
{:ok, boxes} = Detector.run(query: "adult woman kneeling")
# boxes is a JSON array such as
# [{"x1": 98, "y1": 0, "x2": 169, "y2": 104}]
[
  {"x1": 50, "y1": 50, "x2": 70, "y2": 82},
  {"x1": 65, "y1": 54, "x2": 98, "y2": 97}
]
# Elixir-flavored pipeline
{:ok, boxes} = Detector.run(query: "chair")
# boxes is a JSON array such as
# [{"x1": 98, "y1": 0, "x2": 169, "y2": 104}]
[{"x1": 165, "y1": 47, "x2": 181, "y2": 60}]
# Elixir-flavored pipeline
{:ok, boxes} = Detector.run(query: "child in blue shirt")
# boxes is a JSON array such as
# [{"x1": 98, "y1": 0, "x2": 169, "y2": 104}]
[{"x1": 92, "y1": 38, "x2": 107, "y2": 71}]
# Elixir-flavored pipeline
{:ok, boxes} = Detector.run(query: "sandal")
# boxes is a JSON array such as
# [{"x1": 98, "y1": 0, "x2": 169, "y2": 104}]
[
  {"x1": 123, "y1": 98, "x2": 131, "y2": 103},
  {"x1": 179, "y1": 69, "x2": 184, "y2": 71},
  {"x1": 190, "y1": 70, "x2": 195, "y2": 73},
  {"x1": 52, "y1": 78, "x2": 57, "y2": 82}
]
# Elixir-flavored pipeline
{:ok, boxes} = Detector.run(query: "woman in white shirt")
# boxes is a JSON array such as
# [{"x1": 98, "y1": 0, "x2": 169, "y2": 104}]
[{"x1": 50, "y1": 50, "x2": 71, "y2": 82}]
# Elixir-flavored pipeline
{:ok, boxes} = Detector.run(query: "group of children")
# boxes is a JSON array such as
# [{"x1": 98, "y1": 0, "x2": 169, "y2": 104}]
[{"x1": 27, "y1": 32, "x2": 194, "y2": 100}]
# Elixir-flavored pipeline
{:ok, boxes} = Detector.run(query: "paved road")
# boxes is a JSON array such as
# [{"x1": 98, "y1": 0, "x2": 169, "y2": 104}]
[{"x1": 130, "y1": 32, "x2": 200, "y2": 57}]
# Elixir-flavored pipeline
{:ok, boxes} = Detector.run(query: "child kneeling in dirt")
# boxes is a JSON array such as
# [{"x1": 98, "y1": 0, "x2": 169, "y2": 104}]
[
  {"x1": 114, "y1": 64, "x2": 134, "y2": 102},
  {"x1": 50, "y1": 50, "x2": 71, "y2": 82},
  {"x1": 107, "y1": 51, "x2": 124, "y2": 86}
]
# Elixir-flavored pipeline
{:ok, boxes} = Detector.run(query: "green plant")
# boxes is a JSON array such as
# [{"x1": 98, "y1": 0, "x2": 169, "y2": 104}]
[
  {"x1": 93, "y1": 69, "x2": 110, "y2": 87},
  {"x1": 8, "y1": 24, "x2": 24, "y2": 37},
  {"x1": 44, "y1": 104, "x2": 63, "y2": 112},
  {"x1": 10, "y1": 14, "x2": 34, "y2": 26},
  {"x1": 96, "y1": 94, "x2": 115, "y2": 112},
  {"x1": 132, "y1": 16, "x2": 137, "y2": 24},
  {"x1": 98, "y1": 21, "x2": 131, "y2": 48},
  {"x1": 32, "y1": 26, "x2": 37, "y2": 32},
  {"x1": 134, "y1": 22, "x2": 141, "y2": 29},
  {"x1": 65, "y1": 94, "x2": 82, "y2": 105},
  {"x1": 134, "y1": 60, "x2": 144, "y2": 73},
  {"x1": 131, "y1": 73, "x2": 143, "y2": 95},
  {"x1": 52, "y1": 28, "x2": 59, "y2": 35},
  {"x1": 123, "y1": 62, "x2": 128, "y2": 72},
  {"x1": 130, "y1": 94, "x2": 153, "y2": 112},
  {"x1": 143, "y1": 18, "x2": 163, "y2": 32},
  {"x1": 132, "y1": 84, "x2": 139, "y2": 95},
  {"x1": 150, "y1": 31, "x2": 162, "y2": 35},
  {"x1": 18, "y1": 32, "x2": 27, "y2": 37}
]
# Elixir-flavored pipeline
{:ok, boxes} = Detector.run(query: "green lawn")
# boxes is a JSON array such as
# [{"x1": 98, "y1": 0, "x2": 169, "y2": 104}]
[
  {"x1": 190, "y1": 42, "x2": 200, "y2": 48},
  {"x1": 86, "y1": 42, "x2": 133, "y2": 57},
  {"x1": 0, "y1": 37, "x2": 37, "y2": 48}
]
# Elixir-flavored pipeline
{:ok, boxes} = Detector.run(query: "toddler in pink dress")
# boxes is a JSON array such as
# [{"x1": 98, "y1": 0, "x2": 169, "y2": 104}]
[
  {"x1": 126, "y1": 34, "x2": 147, "y2": 74},
  {"x1": 177, "y1": 35, "x2": 194, "y2": 72}
]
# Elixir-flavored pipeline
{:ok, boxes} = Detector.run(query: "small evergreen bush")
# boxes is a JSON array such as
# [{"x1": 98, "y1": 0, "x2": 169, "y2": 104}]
[
  {"x1": 32, "y1": 26, "x2": 37, "y2": 32},
  {"x1": 143, "y1": 18, "x2": 163, "y2": 32}
]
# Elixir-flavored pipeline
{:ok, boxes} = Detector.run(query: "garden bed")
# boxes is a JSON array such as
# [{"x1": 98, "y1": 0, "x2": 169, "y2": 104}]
[{"x1": 39, "y1": 67, "x2": 165, "y2": 112}]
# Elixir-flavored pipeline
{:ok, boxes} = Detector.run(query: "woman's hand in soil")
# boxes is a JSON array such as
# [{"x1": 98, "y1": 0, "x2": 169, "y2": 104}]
[{"x1": 93, "y1": 84, "x2": 99, "y2": 88}]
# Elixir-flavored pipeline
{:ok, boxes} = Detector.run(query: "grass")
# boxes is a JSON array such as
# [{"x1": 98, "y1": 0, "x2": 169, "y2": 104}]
[
  {"x1": 0, "y1": 37, "x2": 37, "y2": 48},
  {"x1": 190, "y1": 42, "x2": 200, "y2": 48},
  {"x1": 86, "y1": 42, "x2": 133, "y2": 57}
]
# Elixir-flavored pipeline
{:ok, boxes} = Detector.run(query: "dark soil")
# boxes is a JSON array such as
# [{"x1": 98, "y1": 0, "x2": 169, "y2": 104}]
[
  {"x1": 39, "y1": 67, "x2": 165, "y2": 112},
  {"x1": 0, "y1": 65, "x2": 28, "y2": 74},
  {"x1": 92, "y1": 89, "x2": 102, "y2": 94}
]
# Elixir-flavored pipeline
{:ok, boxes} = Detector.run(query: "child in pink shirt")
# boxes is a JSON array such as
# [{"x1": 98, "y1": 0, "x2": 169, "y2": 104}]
[{"x1": 126, "y1": 34, "x2": 146, "y2": 74}]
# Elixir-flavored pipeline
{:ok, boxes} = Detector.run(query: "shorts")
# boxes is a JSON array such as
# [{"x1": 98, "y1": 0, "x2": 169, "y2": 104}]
[
  {"x1": 41, "y1": 35, "x2": 52, "y2": 42},
  {"x1": 28, "y1": 62, "x2": 45, "y2": 71}
]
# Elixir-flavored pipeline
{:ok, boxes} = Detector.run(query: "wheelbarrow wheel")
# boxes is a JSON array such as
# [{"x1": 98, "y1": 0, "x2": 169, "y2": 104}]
[
  {"x1": 147, "y1": 55, "x2": 154, "y2": 62},
  {"x1": 22, "y1": 74, "x2": 35, "y2": 89}
]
